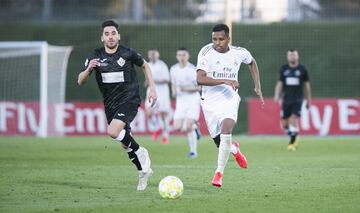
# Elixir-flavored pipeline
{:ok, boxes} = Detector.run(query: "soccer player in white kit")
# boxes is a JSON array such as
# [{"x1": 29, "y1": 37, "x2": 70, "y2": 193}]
[
  {"x1": 145, "y1": 49, "x2": 171, "y2": 144},
  {"x1": 170, "y1": 47, "x2": 201, "y2": 158},
  {"x1": 196, "y1": 24, "x2": 264, "y2": 187}
]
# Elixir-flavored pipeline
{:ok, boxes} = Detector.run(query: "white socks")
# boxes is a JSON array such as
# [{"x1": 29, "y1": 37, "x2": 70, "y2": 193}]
[
  {"x1": 159, "y1": 116, "x2": 169, "y2": 138},
  {"x1": 187, "y1": 130, "x2": 197, "y2": 154},
  {"x1": 216, "y1": 134, "x2": 232, "y2": 174},
  {"x1": 289, "y1": 125, "x2": 299, "y2": 134},
  {"x1": 149, "y1": 114, "x2": 159, "y2": 131},
  {"x1": 230, "y1": 144, "x2": 237, "y2": 154},
  {"x1": 115, "y1": 129, "x2": 126, "y2": 141}
]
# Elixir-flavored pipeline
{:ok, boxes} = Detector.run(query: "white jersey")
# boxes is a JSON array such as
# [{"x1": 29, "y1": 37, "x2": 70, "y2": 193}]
[
  {"x1": 149, "y1": 60, "x2": 170, "y2": 86},
  {"x1": 196, "y1": 43, "x2": 253, "y2": 137},
  {"x1": 196, "y1": 43, "x2": 253, "y2": 103},
  {"x1": 170, "y1": 62, "x2": 200, "y2": 120},
  {"x1": 147, "y1": 59, "x2": 171, "y2": 112},
  {"x1": 170, "y1": 62, "x2": 200, "y2": 101}
]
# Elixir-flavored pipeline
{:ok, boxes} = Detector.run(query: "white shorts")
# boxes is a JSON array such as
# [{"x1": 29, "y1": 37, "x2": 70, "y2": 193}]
[
  {"x1": 173, "y1": 98, "x2": 200, "y2": 121},
  {"x1": 145, "y1": 86, "x2": 171, "y2": 113},
  {"x1": 201, "y1": 95, "x2": 241, "y2": 138}
]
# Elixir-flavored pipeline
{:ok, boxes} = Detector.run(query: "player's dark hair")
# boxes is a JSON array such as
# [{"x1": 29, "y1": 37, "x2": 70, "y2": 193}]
[
  {"x1": 177, "y1": 47, "x2": 188, "y2": 52},
  {"x1": 212, "y1": 24, "x2": 230, "y2": 36},
  {"x1": 288, "y1": 48, "x2": 298, "y2": 52},
  {"x1": 102, "y1": 20, "x2": 119, "y2": 30}
]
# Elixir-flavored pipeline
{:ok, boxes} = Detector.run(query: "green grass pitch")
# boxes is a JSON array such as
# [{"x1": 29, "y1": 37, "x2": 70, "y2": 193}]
[{"x1": 1, "y1": 136, "x2": 359, "y2": 213}]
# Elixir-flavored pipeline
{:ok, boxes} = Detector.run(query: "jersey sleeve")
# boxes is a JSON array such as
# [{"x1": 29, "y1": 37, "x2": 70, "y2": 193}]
[
  {"x1": 82, "y1": 50, "x2": 98, "y2": 72},
  {"x1": 163, "y1": 63, "x2": 170, "y2": 81},
  {"x1": 302, "y1": 67, "x2": 310, "y2": 82},
  {"x1": 130, "y1": 49, "x2": 145, "y2": 67},
  {"x1": 170, "y1": 66, "x2": 176, "y2": 84},
  {"x1": 241, "y1": 48, "x2": 253, "y2": 65},
  {"x1": 278, "y1": 66, "x2": 285, "y2": 82},
  {"x1": 196, "y1": 48, "x2": 210, "y2": 72}
]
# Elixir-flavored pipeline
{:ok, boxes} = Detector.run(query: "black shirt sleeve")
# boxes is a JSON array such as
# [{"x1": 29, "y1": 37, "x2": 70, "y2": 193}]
[
  {"x1": 302, "y1": 66, "x2": 310, "y2": 82},
  {"x1": 82, "y1": 50, "x2": 98, "y2": 72},
  {"x1": 279, "y1": 66, "x2": 285, "y2": 82},
  {"x1": 130, "y1": 49, "x2": 145, "y2": 67}
]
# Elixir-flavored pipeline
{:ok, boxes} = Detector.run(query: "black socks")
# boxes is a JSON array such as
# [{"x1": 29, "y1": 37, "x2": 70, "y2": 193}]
[
  {"x1": 120, "y1": 130, "x2": 140, "y2": 152},
  {"x1": 119, "y1": 130, "x2": 142, "y2": 171},
  {"x1": 286, "y1": 129, "x2": 298, "y2": 144}
]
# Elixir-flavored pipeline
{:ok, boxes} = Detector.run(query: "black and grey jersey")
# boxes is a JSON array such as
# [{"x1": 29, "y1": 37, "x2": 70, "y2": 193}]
[
  {"x1": 83, "y1": 45, "x2": 144, "y2": 111},
  {"x1": 279, "y1": 64, "x2": 309, "y2": 103}
]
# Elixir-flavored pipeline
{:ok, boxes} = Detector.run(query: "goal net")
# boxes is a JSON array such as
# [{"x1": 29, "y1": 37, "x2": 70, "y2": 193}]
[{"x1": 0, "y1": 42, "x2": 72, "y2": 137}]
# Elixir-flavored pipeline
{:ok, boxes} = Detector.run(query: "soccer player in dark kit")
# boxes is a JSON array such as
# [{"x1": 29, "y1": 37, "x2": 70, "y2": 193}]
[
  {"x1": 274, "y1": 49, "x2": 312, "y2": 151},
  {"x1": 78, "y1": 20, "x2": 157, "y2": 190}
]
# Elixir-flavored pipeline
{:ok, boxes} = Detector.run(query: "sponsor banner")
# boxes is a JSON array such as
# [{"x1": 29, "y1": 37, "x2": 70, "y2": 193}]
[
  {"x1": 248, "y1": 98, "x2": 360, "y2": 135},
  {"x1": 0, "y1": 101, "x2": 208, "y2": 136}
]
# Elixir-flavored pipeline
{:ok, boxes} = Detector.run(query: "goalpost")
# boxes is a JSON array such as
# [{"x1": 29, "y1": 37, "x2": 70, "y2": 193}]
[
  {"x1": 225, "y1": 0, "x2": 233, "y2": 44},
  {"x1": 0, "y1": 42, "x2": 72, "y2": 137}
]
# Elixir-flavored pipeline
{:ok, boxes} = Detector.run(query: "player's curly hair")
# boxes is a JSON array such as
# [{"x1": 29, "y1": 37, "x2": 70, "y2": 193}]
[{"x1": 212, "y1": 24, "x2": 229, "y2": 36}]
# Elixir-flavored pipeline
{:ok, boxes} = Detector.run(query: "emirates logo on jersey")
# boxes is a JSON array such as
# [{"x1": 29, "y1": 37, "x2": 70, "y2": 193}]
[
  {"x1": 213, "y1": 71, "x2": 236, "y2": 79},
  {"x1": 117, "y1": 57, "x2": 125, "y2": 67}
]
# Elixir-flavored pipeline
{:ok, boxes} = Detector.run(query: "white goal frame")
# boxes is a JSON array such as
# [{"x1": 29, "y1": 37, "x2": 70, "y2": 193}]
[{"x1": 0, "y1": 41, "x2": 72, "y2": 137}]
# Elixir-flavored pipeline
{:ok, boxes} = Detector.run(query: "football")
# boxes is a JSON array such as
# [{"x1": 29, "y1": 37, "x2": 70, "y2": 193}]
[{"x1": 158, "y1": 176, "x2": 184, "y2": 199}]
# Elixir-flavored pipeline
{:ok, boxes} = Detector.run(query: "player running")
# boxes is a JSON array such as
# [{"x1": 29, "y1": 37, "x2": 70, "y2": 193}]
[
  {"x1": 170, "y1": 47, "x2": 201, "y2": 159},
  {"x1": 274, "y1": 49, "x2": 311, "y2": 151},
  {"x1": 196, "y1": 24, "x2": 264, "y2": 187},
  {"x1": 78, "y1": 20, "x2": 157, "y2": 191},
  {"x1": 145, "y1": 49, "x2": 171, "y2": 144}
]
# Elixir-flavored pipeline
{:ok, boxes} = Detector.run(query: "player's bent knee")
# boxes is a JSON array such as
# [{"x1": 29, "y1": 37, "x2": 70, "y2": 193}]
[
  {"x1": 281, "y1": 119, "x2": 290, "y2": 128},
  {"x1": 185, "y1": 122, "x2": 194, "y2": 133},
  {"x1": 173, "y1": 124, "x2": 182, "y2": 131},
  {"x1": 184, "y1": 119, "x2": 192, "y2": 130},
  {"x1": 173, "y1": 119, "x2": 183, "y2": 131},
  {"x1": 221, "y1": 129, "x2": 232, "y2": 135},
  {"x1": 107, "y1": 127, "x2": 124, "y2": 139}
]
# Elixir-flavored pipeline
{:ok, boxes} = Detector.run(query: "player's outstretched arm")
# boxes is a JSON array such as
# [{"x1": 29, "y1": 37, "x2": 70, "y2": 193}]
[
  {"x1": 248, "y1": 59, "x2": 264, "y2": 105},
  {"x1": 196, "y1": 70, "x2": 239, "y2": 90},
  {"x1": 142, "y1": 61, "x2": 157, "y2": 107},
  {"x1": 304, "y1": 82, "x2": 312, "y2": 109},
  {"x1": 78, "y1": 58, "x2": 99, "y2": 86}
]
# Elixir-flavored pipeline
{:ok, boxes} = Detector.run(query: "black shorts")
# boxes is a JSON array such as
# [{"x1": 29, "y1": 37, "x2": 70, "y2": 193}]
[
  {"x1": 105, "y1": 103, "x2": 140, "y2": 130},
  {"x1": 281, "y1": 101, "x2": 302, "y2": 119}
]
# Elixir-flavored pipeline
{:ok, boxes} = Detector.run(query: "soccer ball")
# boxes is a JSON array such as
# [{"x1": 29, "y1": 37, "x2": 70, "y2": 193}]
[{"x1": 158, "y1": 176, "x2": 184, "y2": 199}]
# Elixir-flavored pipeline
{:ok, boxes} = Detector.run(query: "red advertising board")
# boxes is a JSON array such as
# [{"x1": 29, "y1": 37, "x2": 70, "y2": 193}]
[
  {"x1": 248, "y1": 98, "x2": 360, "y2": 135},
  {"x1": 2, "y1": 98, "x2": 359, "y2": 136},
  {"x1": 0, "y1": 101, "x2": 208, "y2": 136}
]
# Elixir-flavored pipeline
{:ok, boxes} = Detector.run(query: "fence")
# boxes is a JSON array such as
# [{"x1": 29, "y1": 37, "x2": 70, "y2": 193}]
[
  {"x1": 1, "y1": 0, "x2": 359, "y2": 134},
  {"x1": 1, "y1": 0, "x2": 360, "y2": 23}
]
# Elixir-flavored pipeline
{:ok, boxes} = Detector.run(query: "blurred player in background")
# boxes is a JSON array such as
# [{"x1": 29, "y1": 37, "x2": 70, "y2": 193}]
[
  {"x1": 145, "y1": 49, "x2": 171, "y2": 144},
  {"x1": 197, "y1": 24, "x2": 264, "y2": 187},
  {"x1": 77, "y1": 20, "x2": 157, "y2": 190},
  {"x1": 274, "y1": 49, "x2": 311, "y2": 151},
  {"x1": 170, "y1": 47, "x2": 201, "y2": 159}
]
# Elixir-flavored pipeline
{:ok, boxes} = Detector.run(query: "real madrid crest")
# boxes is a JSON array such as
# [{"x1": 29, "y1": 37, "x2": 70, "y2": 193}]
[
  {"x1": 234, "y1": 59, "x2": 239, "y2": 66},
  {"x1": 117, "y1": 57, "x2": 125, "y2": 67},
  {"x1": 295, "y1": 70, "x2": 301, "y2": 76}
]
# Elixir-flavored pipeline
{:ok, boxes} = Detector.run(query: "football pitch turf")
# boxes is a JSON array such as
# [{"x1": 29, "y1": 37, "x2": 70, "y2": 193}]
[{"x1": 0, "y1": 136, "x2": 359, "y2": 213}]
